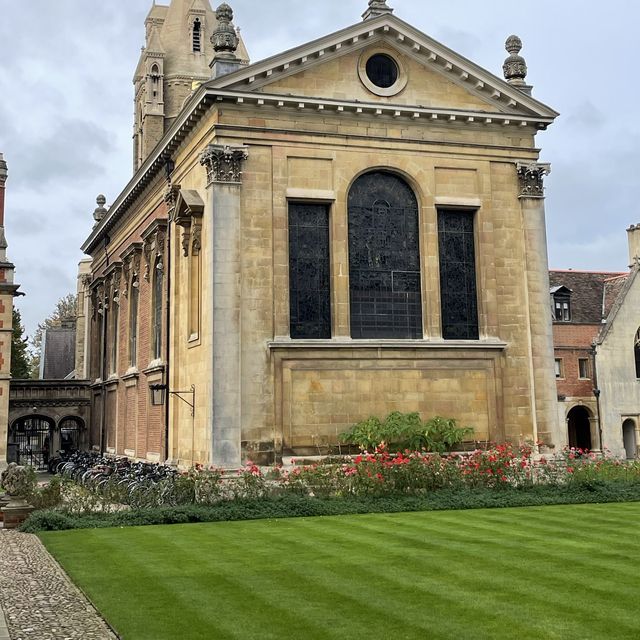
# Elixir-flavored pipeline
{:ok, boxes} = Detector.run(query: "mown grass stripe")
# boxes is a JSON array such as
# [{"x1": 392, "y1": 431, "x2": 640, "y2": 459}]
[{"x1": 41, "y1": 504, "x2": 640, "y2": 640}]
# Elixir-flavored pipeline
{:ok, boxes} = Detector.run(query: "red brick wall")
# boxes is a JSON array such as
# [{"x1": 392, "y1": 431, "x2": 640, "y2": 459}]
[
  {"x1": 553, "y1": 323, "x2": 599, "y2": 398},
  {"x1": 88, "y1": 199, "x2": 168, "y2": 460}
]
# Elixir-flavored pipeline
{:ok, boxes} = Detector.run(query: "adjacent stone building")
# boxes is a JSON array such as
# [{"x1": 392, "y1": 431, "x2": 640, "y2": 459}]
[
  {"x1": 550, "y1": 269, "x2": 627, "y2": 452},
  {"x1": 0, "y1": 153, "x2": 22, "y2": 465},
  {"x1": 550, "y1": 225, "x2": 640, "y2": 459},
  {"x1": 81, "y1": 0, "x2": 560, "y2": 467}
]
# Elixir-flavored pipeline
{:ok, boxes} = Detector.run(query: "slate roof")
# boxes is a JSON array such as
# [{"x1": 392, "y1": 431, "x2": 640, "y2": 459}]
[
  {"x1": 549, "y1": 270, "x2": 628, "y2": 324},
  {"x1": 40, "y1": 327, "x2": 76, "y2": 380}
]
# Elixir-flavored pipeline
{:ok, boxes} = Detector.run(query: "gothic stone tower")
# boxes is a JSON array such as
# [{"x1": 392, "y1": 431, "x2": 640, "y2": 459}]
[
  {"x1": 0, "y1": 154, "x2": 21, "y2": 464},
  {"x1": 133, "y1": 0, "x2": 249, "y2": 171}
]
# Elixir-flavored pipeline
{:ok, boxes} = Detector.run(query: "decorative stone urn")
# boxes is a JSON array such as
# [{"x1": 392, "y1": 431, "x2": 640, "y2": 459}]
[
  {"x1": 0, "y1": 463, "x2": 35, "y2": 529},
  {"x1": 0, "y1": 491, "x2": 9, "y2": 522}
]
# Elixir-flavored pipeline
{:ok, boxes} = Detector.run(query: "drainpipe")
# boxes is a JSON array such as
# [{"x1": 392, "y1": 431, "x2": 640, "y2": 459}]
[{"x1": 591, "y1": 342, "x2": 604, "y2": 453}]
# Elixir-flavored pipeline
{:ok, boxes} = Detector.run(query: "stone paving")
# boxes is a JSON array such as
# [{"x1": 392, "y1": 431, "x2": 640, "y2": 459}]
[{"x1": 0, "y1": 530, "x2": 118, "y2": 640}]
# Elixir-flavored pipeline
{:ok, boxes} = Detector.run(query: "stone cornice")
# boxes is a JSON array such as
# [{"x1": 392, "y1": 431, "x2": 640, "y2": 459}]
[
  {"x1": 207, "y1": 89, "x2": 553, "y2": 128},
  {"x1": 209, "y1": 14, "x2": 558, "y2": 120},
  {"x1": 82, "y1": 14, "x2": 558, "y2": 255}
]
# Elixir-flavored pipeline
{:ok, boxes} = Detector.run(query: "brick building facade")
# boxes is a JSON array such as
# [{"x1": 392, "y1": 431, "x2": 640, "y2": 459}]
[{"x1": 549, "y1": 264, "x2": 640, "y2": 458}]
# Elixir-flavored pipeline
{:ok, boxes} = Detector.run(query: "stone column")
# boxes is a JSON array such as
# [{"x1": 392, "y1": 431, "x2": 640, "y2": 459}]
[
  {"x1": 200, "y1": 144, "x2": 248, "y2": 468},
  {"x1": 518, "y1": 162, "x2": 560, "y2": 448}
]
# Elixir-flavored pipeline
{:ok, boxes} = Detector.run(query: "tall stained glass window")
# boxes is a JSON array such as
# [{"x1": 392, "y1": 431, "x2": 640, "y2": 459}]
[
  {"x1": 129, "y1": 277, "x2": 139, "y2": 366},
  {"x1": 348, "y1": 172, "x2": 422, "y2": 339},
  {"x1": 438, "y1": 210, "x2": 479, "y2": 340},
  {"x1": 288, "y1": 203, "x2": 331, "y2": 339},
  {"x1": 152, "y1": 257, "x2": 163, "y2": 360}
]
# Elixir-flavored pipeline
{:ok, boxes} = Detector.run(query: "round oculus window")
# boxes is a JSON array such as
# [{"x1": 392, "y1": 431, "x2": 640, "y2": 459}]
[{"x1": 365, "y1": 54, "x2": 399, "y2": 89}]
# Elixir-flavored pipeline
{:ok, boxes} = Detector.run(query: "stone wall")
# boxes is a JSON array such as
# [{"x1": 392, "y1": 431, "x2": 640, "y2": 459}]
[{"x1": 596, "y1": 271, "x2": 640, "y2": 457}]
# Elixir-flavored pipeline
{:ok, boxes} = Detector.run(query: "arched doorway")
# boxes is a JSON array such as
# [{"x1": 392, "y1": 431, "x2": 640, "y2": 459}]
[
  {"x1": 59, "y1": 416, "x2": 84, "y2": 453},
  {"x1": 567, "y1": 406, "x2": 593, "y2": 451},
  {"x1": 9, "y1": 416, "x2": 55, "y2": 470},
  {"x1": 622, "y1": 419, "x2": 637, "y2": 460}
]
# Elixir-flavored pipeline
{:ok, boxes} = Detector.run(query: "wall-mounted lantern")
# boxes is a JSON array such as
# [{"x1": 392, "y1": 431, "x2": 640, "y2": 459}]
[{"x1": 149, "y1": 383, "x2": 196, "y2": 417}]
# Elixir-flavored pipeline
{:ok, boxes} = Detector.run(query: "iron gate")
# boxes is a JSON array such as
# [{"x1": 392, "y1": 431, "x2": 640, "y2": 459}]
[{"x1": 10, "y1": 416, "x2": 54, "y2": 471}]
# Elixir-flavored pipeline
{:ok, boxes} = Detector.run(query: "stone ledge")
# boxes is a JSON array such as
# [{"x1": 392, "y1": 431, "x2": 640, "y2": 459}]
[{"x1": 268, "y1": 339, "x2": 508, "y2": 351}]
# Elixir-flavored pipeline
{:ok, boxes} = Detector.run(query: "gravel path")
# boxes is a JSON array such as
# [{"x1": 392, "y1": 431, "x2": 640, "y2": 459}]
[{"x1": 0, "y1": 531, "x2": 118, "y2": 640}]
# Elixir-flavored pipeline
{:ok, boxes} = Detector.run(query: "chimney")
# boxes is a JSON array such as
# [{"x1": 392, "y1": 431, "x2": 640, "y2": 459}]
[
  {"x1": 0, "y1": 153, "x2": 7, "y2": 227},
  {"x1": 627, "y1": 224, "x2": 640, "y2": 268}
]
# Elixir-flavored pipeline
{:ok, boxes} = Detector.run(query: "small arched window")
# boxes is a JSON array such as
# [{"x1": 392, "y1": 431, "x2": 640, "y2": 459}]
[
  {"x1": 150, "y1": 64, "x2": 160, "y2": 98},
  {"x1": 634, "y1": 328, "x2": 640, "y2": 379},
  {"x1": 192, "y1": 19, "x2": 202, "y2": 52}
]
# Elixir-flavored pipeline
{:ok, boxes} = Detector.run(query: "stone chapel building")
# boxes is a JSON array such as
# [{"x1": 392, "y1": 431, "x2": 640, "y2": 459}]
[{"x1": 80, "y1": 0, "x2": 560, "y2": 467}]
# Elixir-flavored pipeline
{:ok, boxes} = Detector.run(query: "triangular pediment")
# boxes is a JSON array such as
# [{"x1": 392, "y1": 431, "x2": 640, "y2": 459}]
[{"x1": 206, "y1": 13, "x2": 558, "y2": 122}]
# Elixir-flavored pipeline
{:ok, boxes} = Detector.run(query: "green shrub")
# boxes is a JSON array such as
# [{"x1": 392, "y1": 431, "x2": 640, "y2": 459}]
[
  {"x1": 339, "y1": 412, "x2": 473, "y2": 452},
  {"x1": 27, "y1": 476, "x2": 63, "y2": 510},
  {"x1": 22, "y1": 483, "x2": 640, "y2": 533}
]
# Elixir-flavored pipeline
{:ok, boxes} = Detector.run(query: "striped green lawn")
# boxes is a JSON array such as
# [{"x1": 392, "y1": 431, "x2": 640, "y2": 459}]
[{"x1": 41, "y1": 503, "x2": 640, "y2": 640}]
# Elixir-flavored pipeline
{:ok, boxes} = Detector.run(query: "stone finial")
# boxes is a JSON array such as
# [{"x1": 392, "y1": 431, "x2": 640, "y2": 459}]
[
  {"x1": 212, "y1": 3, "x2": 239, "y2": 55},
  {"x1": 93, "y1": 194, "x2": 108, "y2": 224},
  {"x1": 363, "y1": 0, "x2": 394, "y2": 20},
  {"x1": 503, "y1": 35, "x2": 528, "y2": 84}
]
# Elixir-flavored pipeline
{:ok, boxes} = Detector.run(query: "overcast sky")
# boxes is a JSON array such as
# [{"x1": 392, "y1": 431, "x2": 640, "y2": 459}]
[{"x1": 0, "y1": 0, "x2": 638, "y2": 336}]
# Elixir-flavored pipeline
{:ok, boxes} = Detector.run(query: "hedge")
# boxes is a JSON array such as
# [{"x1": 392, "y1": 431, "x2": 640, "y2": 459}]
[{"x1": 21, "y1": 481, "x2": 640, "y2": 533}]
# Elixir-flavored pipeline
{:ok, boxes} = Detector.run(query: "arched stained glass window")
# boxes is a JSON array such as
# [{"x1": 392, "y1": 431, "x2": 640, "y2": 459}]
[
  {"x1": 348, "y1": 171, "x2": 422, "y2": 339},
  {"x1": 152, "y1": 257, "x2": 164, "y2": 360},
  {"x1": 634, "y1": 328, "x2": 640, "y2": 379},
  {"x1": 129, "y1": 277, "x2": 139, "y2": 367}
]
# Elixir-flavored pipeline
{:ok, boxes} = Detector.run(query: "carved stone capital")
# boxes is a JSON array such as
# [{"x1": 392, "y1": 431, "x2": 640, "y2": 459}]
[
  {"x1": 200, "y1": 145, "x2": 249, "y2": 186},
  {"x1": 517, "y1": 162, "x2": 551, "y2": 199},
  {"x1": 164, "y1": 184, "x2": 181, "y2": 221},
  {"x1": 120, "y1": 244, "x2": 142, "y2": 297},
  {"x1": 181, "y1": 225, "x2": 192, "y2": 258},
  {"x1": 142, "y1": 239, "x2": 153, "y2": 281},
  {"x1": 191, "y1": 222, "x2": 202, "y2": 256}
]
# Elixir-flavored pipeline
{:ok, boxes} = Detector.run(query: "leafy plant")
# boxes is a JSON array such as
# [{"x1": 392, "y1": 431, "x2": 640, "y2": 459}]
[
  {"x1": 422, "y1": 417, "x2": 474, "y2": 454},
  {"x1": 339, "y1": 412, "x2": 473, "y2": 453}
]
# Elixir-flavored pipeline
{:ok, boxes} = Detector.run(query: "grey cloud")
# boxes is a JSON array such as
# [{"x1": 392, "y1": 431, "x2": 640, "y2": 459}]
[
  {"x1": 9, "y1": 119, "x2": 114, "y2": 189},
  {"x1": 565, "y1": 102, "x2": 606, "y2": 130}
]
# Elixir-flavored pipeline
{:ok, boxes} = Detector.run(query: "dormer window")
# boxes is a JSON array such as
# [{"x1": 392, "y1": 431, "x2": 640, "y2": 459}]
[
  {"x1": 551, "y1": 286, "x2": 572, "y2": 322},
  {"x1": 193, "y1": 19, "x2": 202, "y2": 52}
]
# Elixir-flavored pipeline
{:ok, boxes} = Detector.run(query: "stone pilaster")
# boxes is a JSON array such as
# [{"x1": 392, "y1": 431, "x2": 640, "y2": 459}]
[
  {"x1": 200, "y1": 144, "x2": 248, "y2": 468},
  {"x1": 75, "y1": 259, "x2": 93, "y2": 380},
  {"x1": 517, "y1": 162, "x2": 560, "y2": 448}
]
